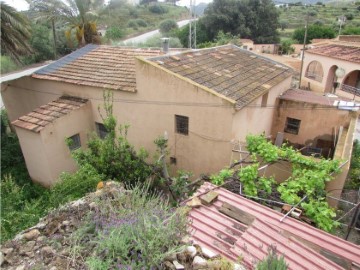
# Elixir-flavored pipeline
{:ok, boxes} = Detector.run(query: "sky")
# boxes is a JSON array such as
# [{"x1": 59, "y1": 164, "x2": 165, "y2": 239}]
[
  {"x1": 3, "y1": 0, "x2": 29, "y2": 11},
  {"x1": 3, "y1": 0, "x2": 212, "y2": 11}
]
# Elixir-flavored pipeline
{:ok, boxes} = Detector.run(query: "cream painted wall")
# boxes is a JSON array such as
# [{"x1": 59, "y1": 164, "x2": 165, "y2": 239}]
[
  {"x1": 14, "y1": 127, "x2": 53, "y2": 186},
  {"x1": 301, "y1": 52, "x2": 359, "y2": 93},
  {"x1": 39, "y1": 103, "x2": 94, "y2": 185},
  {"x1": 135, "y1": 58, "x2": 236, "y2": 176},
  {"x1": 271, "y1": 99, "x2": 352, "y2": 146},
  {"x1": 231, "y1": 76, "x2": 292, "y2": 143},
  {"x1": 13, "y1": 103, "x2": 93, "y2": 186}
]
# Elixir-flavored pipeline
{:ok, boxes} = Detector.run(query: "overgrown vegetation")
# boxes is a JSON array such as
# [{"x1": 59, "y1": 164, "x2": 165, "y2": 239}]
[
  {"x1": 72, "y1": 185, "x2": 188, "y2": 269},
  {"x1": 345, "y1": 140, "x2": 360, "y2": 190},
  {"x1": 210, "y1": 134, "x2": 341, "y2": 232},
  {"x1": 1, "y1": 92, "x2": 192, "y2": 242},
  {"x1": 278, "y1": 2, "x2": 360, "y2": 41},
  {"x1": 256, "y1": 245, "x2": 288, "y2": 270}
]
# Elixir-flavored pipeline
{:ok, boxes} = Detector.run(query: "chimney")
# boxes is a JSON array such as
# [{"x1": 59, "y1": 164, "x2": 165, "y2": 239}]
[{"x1": 161, "y1": 38, "x2": 170, "y2": 53}]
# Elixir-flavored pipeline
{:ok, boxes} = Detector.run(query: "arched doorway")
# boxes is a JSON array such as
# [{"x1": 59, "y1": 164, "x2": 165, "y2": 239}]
[
  {"x1": 340, "y1": 70, "x2": 360, "y2": 97},
  {"x1": 305, "y1": 61, "x2": 324, "y2": 82},
  {"x1": 325, "y1": 65, "x2": 338, "y2": 93}
]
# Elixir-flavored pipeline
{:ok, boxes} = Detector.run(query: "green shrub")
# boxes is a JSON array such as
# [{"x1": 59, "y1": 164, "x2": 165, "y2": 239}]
[
  {"x1": 256, "y1": 245, "x2": 288, "y2": 270},
  {"x1": 149, "y1": 4, "x2": 168, "y2": 14},
  {"x1": 105, "y1": 26, "x2": 125, "y2": 40},
  {"x1": 71, "y1": 92, "x2": 152, "y2": 186},
  {"x1": 0, "y1": 55, "x2": 19, "y2": 74},
  {"x1": 159, "y1": 19, "x2": 178, "y2": 35},
  {"x1": 0, "y1": 175, "x2": 50, "y2": 242},
  {"x1": 135, "y1": 18, "x2": 148, "y2": 27},
  {"x1": 50, "y1": 164, "x2": 102, "y2": 207},
  {"x1": 127, "y1": 19, "x2": 138, "y2": 29}
]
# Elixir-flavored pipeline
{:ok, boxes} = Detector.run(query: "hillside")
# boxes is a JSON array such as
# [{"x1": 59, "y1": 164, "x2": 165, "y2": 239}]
[{"x1": 278, "y1": 2, "x2": 360, "y2": 40}]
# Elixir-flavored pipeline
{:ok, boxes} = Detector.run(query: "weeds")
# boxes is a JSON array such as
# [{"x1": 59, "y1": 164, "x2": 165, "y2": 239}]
[{"x1": 72, "y1": 185, "x2": 188, "y2": 270}]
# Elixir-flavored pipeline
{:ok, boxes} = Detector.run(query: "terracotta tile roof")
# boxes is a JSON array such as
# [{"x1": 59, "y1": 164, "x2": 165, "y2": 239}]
[
  {"x1": 32, "y1": 45, "x2": 161, "y2": 91},
  {"x1": 187, "y1": 182, "x2": 360, "y2": 270},
  {"x1": 149, "y1": 45, "x2": 293, "y2": 108},
  {"x1": 338, "y1": 35, "x2": 360, "y2": 43},
  {"x1": 306, "y1": 41, "x2": 360, "y2": 64},
  {"x1": 12, "y1": 96, "x2": 88, "y2": 133}
]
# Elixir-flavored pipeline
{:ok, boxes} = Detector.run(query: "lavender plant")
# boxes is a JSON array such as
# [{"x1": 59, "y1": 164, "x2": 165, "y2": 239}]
[{"x1": 78, "y1": 185, "x2": 188, "y2": 270}]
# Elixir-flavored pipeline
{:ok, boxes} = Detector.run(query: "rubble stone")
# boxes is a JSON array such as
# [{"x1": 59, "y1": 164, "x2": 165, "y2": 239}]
[
  {"x1": 23, "y1": 229, "x2": 40, "y2": 241},
  {"x1": 173, "y1": 260, "x2": 185, "y2": 270}
]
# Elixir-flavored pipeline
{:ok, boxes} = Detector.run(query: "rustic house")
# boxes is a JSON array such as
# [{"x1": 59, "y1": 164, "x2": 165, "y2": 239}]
[
  {"x1": 1, "y1": 44, "x2": 293, "y2": 186},
  {"x1": 300, "y1": 35, "x2": 360, "y2": 100}
]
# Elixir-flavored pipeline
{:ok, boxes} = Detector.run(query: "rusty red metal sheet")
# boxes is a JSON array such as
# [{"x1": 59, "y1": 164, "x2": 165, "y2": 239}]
[{"x1": 187, "y1": 182, "x2": 360, "y2": 270}]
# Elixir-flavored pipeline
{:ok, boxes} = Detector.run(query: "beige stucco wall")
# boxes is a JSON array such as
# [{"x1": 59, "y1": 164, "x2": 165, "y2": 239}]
[
  {"x1": 14, "y1": 127, "x2": 53, "y2": 185},
  {"x1": 271, "y1": 99, "x2": 353, "y2": 146},
  {"x1": 300, "y1": 52, "x2": 359, "y2": 93},
  {"x1": 232, "y1": 76, "x2": 292, "y2": 143},
  {"x1": 13, "y1": 102, "x2": 94, "y2": 187},
  {"x1": 135, "y1": 58, "x2": 236, "y2": 176}
]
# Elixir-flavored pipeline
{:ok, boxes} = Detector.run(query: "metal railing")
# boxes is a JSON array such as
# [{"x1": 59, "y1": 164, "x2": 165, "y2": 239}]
[{"x1": 340, "y1": 84, "x2": 360, "y2": 97}]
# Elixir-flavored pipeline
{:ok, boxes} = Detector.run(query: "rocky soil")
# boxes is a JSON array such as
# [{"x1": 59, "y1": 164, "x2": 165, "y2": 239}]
[{"x1": 0, "y1": 182, "x2": 246, "y2": 270}]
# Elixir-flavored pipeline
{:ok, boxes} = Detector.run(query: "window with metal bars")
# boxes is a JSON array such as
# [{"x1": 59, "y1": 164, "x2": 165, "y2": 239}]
[
  {"x1": 175, "y1": 115, "x2": 189, "y2": 135},
  {"x1": 68, "y1": 134, "x2": 81, "y2": 151},
  {"x1": 284, "y1": 117, "x2": 301, "y2": 135}
]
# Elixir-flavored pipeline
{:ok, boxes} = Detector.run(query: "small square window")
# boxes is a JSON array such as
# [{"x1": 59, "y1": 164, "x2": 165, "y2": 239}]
[
  {"x1": 170, "y1": 157, "x2": 177, "y2": 165},
  {"x1": 175, "y1": 115, "x2": 189, "y2": 135},
  {"x1": 68, "y1": 134, "x2": 81, "y2": 151},
  {"x1": 95, "y1": 122, "x2": 108, "y2": 139},
  {"x1": 284, "y1": 117, "x2": 301, "y2": 135}
]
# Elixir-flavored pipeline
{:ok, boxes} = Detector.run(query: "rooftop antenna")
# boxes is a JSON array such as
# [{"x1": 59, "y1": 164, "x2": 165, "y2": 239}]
[{"x1": 189, "y1": 0, "x2": 196, "y2": 49}]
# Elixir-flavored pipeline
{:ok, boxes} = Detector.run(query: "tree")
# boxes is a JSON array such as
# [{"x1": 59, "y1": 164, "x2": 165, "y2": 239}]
[
  {"x1": 176, "y1": 20, "x2": 210, "y2": 48},
  {"x1": 0, "y1": 2, "x2": 32, "y2": 63},
  {"x1": 27, "y1": 24, "x2": 55, "y2": 63},
  {"x1": 159, "y1": 19, "x2": 178, "y2": 35},
  {"x1": 292, "y1": 24, "x2": 335, "y2": 44},
  {"x1": 27, "y1": 0, "x2": 69, "y2": 59},
  {"x1": 342, "y1": 26, "x2": 360, "y2": 35},
  {"x1": 279, "y1": 20, "x2": 288, "y2": 31},
  {"x1": 279, "y1": 39, "x2": 295, "y2": 55},
  {"x1": 63, "y1": 0, "x2": 101, "y2": 47},
  {"x1": 201, "y1": 0, "x2": 280, "y2": 44}
]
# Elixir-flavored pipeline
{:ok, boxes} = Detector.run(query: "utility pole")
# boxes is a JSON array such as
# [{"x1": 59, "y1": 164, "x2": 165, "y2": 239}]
[
  {"x1": 189, "y1": 0, "x2": 196, "y2": 49},
  {"x1": 298, "y1": 11, "x2": 309, "y2": 89}
]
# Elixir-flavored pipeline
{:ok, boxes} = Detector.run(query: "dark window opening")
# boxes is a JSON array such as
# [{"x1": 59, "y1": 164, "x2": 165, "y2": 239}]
[
  {"x1": 175, "y1": 115, "x2": 189, "y2": 135},
  {"x1": 96, "y1": 122, "x2": 108, "y2": 139},
  {"x1": 284, "y1": 117, "x2": 301, "y2": 135},
  {"x1": 170, "y1": 157, "x2": 177, "y2": 165},
  {"x1": 68, "y1": 134, "x2": 81, "y2": 151}
]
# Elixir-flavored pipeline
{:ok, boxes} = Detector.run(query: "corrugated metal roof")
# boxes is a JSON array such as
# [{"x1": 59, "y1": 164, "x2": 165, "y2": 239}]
[
  {"x1": 12, "y1": 96, "x2": 88, "y2": 133},
  {"x1": 32, "y1": 45, "x2": 161, "y2": 91},
  {"x1": 149, "y1": 45, "x2": 293, "y2": 109},
  {"x1": 187, "y1": 182, "x2": 360, "y2": 270}
]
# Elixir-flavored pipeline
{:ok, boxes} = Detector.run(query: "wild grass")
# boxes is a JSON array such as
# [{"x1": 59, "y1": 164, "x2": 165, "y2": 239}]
[{"x1": 71, "y1": 185, "x2": 188, "y2": 270}]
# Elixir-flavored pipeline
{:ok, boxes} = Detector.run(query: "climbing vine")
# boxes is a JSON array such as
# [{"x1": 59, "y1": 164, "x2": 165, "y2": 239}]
[{"x1": 211, "y1": 134, "x2": 341, "y2": 232}]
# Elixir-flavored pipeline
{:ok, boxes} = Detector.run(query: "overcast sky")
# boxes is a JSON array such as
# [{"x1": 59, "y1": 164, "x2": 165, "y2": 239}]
[
  {"x1": 3, "y1": 0, "x2": 212, "y2": 11},
  {"x1": 3, "y1": 0, "x2": 29, "y2": 11}
]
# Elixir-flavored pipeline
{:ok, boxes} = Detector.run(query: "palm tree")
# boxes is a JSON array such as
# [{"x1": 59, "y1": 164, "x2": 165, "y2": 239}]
[
  {"x1": 27, "y1": 0, "x2": 70, "y2": 59},
  {"x1": 64, "y1": 0, "x2": 99, "y2": 46},
  {"x1": 0, "y1": 1, "x2": 32, "y2": 63}
]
